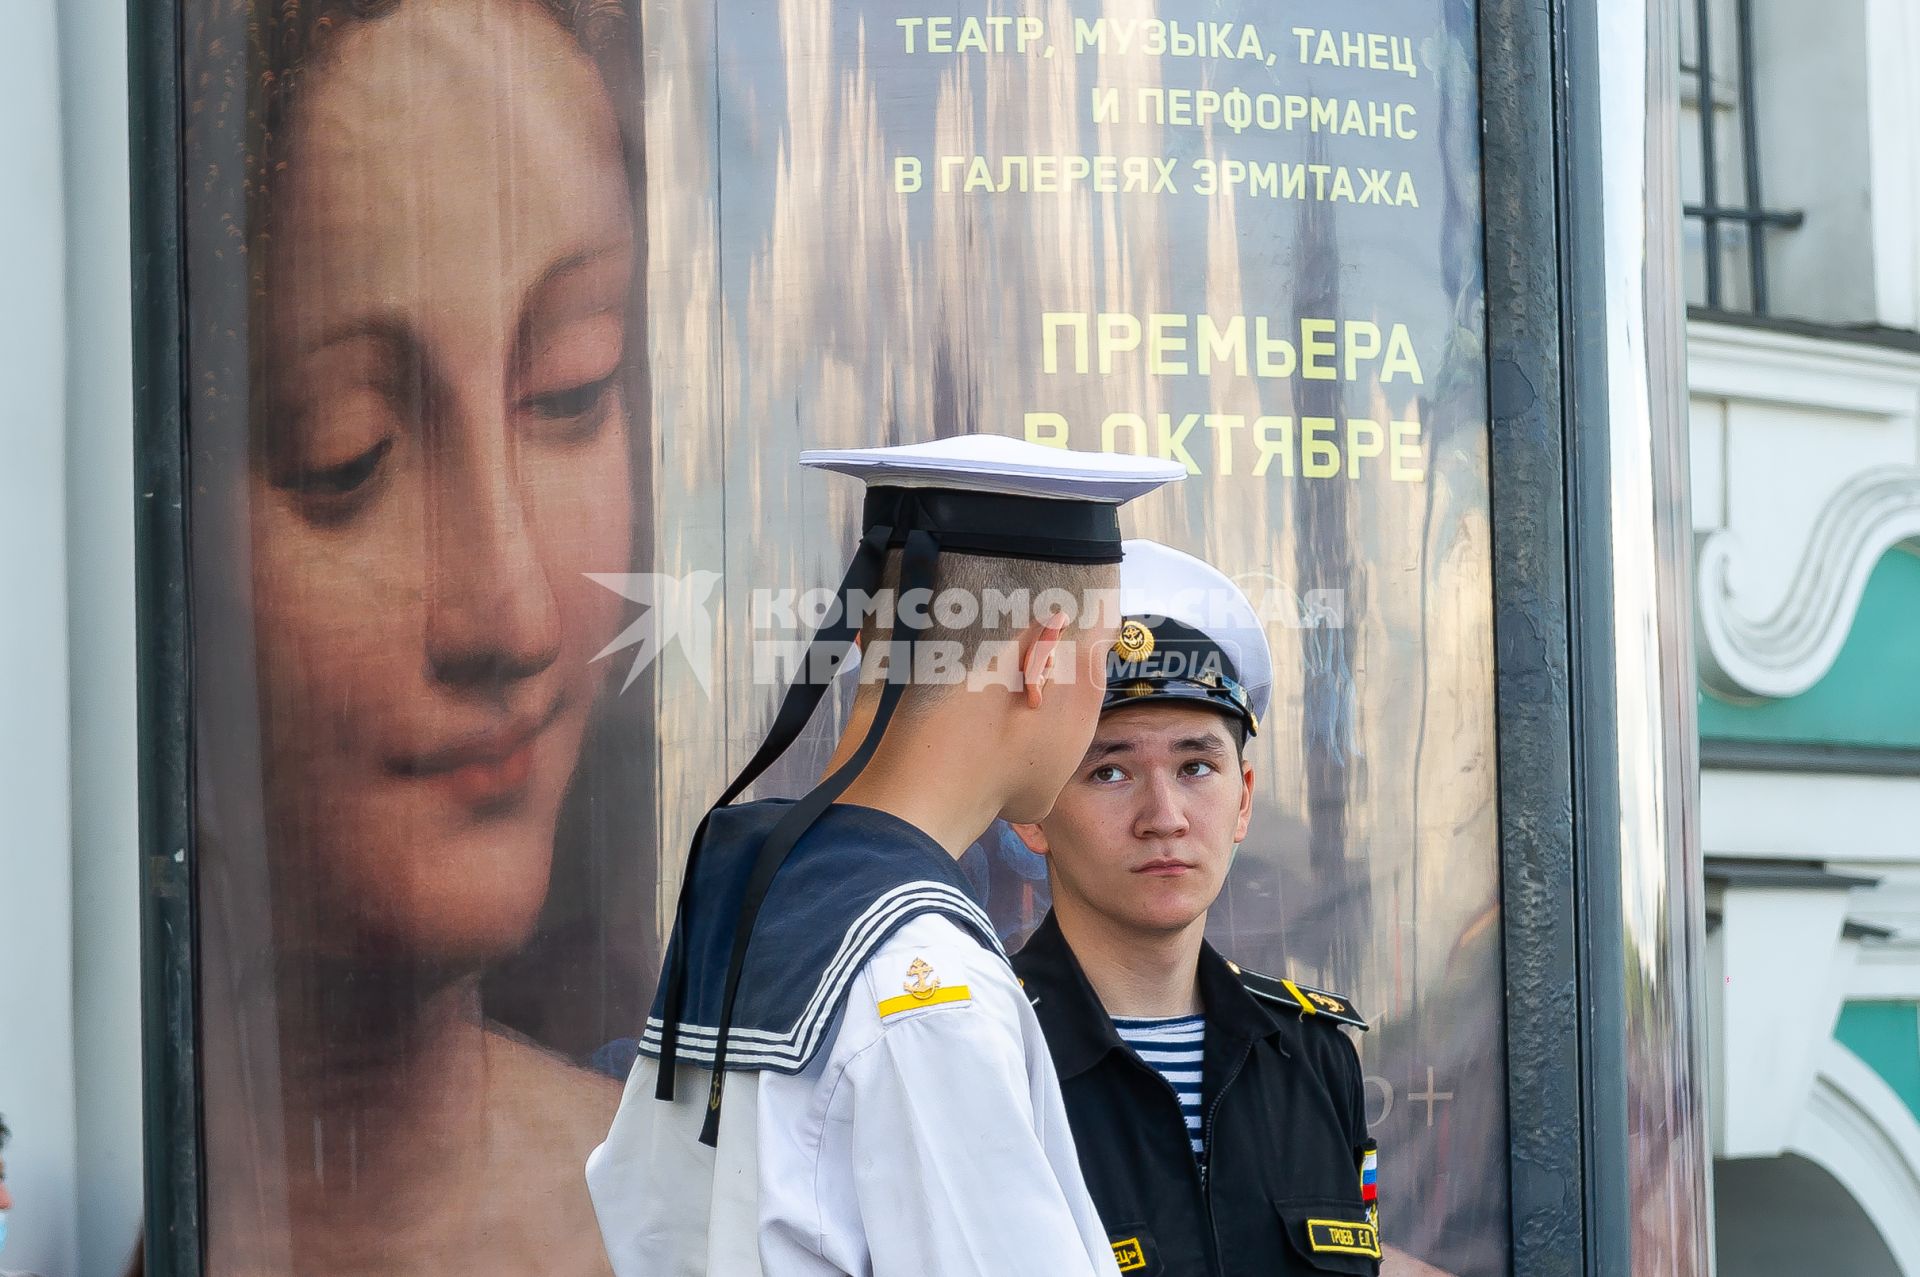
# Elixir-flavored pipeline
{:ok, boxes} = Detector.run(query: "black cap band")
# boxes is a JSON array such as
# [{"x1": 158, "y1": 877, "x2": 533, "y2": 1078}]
[{"x1": 862, "y1": 486, "x2": 1124, "y2": 564}]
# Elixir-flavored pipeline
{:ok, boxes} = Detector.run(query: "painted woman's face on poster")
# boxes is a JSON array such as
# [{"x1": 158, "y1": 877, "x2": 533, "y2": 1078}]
[
  {"x1": 186, "y1": 3, "x2": 647, "y2": 1270},
  {"x1": 181, "y1": 0, "x2": 1504, "y2": 1272},
  {"x1": 254, "y1": 1, "x2": 635, "y2": 969}
]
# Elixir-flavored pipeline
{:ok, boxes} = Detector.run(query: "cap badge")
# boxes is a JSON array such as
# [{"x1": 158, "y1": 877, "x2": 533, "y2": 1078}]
[{"x1": 1116, "y1": 620, "x2": 1155, "y2": 662}]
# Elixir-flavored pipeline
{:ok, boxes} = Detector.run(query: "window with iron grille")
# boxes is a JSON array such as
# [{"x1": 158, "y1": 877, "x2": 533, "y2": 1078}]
[{"x1": 1680, "y1": 0, "x2": 1804, "y2": 315}]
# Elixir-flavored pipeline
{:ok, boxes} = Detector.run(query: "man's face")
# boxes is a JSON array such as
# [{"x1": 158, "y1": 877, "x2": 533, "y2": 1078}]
[
  {"x1": 0, "y1": 1149, "x2": 12, "y2": 1211},
  {"x1": 1015, "y1": 701, "x2": 1253, "y2": 935}
]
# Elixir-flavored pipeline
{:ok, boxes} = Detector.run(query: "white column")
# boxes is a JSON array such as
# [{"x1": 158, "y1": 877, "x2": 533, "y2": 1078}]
[
  {"x1": 0, "y1": 1, "x2": 79, "y2": 1273},
  {"x1": 57, "y1": 0, "x2": 145, "y2": 1268},
  {"x1": 1710, "y1": 886, "x2": 1860, "y2": 1158}
]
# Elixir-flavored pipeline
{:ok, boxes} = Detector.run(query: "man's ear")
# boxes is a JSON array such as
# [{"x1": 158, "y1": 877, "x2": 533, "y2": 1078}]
[
  {"x1": 1009, "y1": 820, "x2": 1051, "y2": 856},
  {"x1": 1233, "y1": 752, "x2": 1256, "y2": 843},
  {"x1": 1020, "y1": 612, "x2": 1071, "y2": 709}
]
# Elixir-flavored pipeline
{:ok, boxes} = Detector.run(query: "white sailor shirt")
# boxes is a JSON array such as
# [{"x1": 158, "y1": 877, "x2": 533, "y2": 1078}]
[{"x1": 586, "y1": 912, "x2": 1121, "y2": 1277}]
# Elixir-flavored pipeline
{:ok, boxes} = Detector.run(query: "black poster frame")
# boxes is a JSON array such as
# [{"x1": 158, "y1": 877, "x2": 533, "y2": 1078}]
[
  {"x1": 128, "y1": 0, "x2": 1629, "y2": 1272},
  {"x1": 1478, "y1": 0, "x2": 1590, "y2": 1270},
  {"x1": 130, "y1": 0, "x2": 203, "y2": 1269}
]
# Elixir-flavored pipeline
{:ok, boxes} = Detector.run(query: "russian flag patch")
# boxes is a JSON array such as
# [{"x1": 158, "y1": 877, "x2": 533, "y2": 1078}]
[{"x1": 1359, "y1": 1139, "x2": 1379, "y2": 1228}]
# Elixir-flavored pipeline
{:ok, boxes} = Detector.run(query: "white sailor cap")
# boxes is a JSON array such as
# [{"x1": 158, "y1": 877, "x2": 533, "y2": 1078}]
[
  {"x1": 1105, "y1": 539, "x2": 1273, "y2": 734},
  {"x1": 801, "y1": 435, "x2": 1187, "y2": 564}
]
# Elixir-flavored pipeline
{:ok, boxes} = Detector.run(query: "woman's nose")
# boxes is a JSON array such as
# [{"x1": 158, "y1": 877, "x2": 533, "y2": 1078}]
[{"x1": 424, "y1": 420, "x2": 563, "y2": 690}]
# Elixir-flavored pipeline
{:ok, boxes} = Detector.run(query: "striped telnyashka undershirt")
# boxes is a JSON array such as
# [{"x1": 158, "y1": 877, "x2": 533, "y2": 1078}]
[{"x1": 1112, "y1": 1013, "x2": 1207, "y2": 1160}]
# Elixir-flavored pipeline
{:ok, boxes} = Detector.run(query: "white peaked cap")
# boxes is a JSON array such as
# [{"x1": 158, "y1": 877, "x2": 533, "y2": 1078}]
[
  {"x1": 800, "y1": 434, "x2": 1187, "y2": 504},
  {"x1": 1117, "y1": 538, "x2": 1274, "y2": 726}
]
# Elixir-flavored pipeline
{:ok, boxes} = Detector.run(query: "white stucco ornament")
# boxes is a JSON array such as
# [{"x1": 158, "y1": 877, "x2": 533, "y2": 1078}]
[{"x1": 1696, "y1": 464, "x2": 1920, "y2": 700}]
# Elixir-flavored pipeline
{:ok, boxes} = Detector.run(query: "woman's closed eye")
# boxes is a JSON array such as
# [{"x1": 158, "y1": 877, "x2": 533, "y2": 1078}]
[
  {"x1": 521, "y1": 372, "x2": 617, "y2": 435},
  {"x1": 289, "y1": 436, "x2": 393, "y2": 497},
  {"x1": 269, "y1": 328, "x2": 415, "y2": 517},
  {"x1": 267, "y1": 379, "x2": 401, "y2": 520},
  {"x1": 516, "y1": 298, "x2": 626, "y2": 441}
]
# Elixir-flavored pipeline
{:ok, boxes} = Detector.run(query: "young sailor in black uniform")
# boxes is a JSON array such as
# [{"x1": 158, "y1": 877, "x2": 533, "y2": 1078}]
[
  {"x1": 587, "y1": 435, "x2": 1184, "y2": 1276},
  {"x1": 1010, "y1": 539, "x2": 1384, "y2": 1276}
]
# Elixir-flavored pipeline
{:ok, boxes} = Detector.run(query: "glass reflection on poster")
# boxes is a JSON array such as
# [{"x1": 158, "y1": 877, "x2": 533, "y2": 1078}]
[{"x1": 180, "y1": 0, "x2": 1502, "y2": 1272}]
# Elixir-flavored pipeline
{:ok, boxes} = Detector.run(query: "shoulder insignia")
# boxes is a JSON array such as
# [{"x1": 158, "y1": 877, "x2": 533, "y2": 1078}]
[
  {"x1": 878, "y1": 955, "x2": 972, "y2": 1018},
  {"x1": 1227, "y1": 960, "x2": 1369, "y2": 1030}
]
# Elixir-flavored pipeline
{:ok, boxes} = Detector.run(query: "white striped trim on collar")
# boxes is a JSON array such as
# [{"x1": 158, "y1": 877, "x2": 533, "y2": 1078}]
[
  {"x1": 639, "y1": 880, "x2": 1002, "y2": 1072},
  {"x1": 645, "y1": 882, "x2": 999, "y2": 1046}
]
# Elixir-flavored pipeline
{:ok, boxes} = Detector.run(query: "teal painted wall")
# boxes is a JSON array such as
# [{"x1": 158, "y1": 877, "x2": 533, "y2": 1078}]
[
  {"x1": 1834, "y1": 1001, "x2": 1920, "y2": 1124},
  {"x1": 1700, "y1": 546, "x2": 1920, "y2": 749}
]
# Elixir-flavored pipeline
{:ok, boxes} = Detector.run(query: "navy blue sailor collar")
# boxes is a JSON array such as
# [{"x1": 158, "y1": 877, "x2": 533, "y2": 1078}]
[{"x1": 640, "y1": 800, "x2": 1004, "y2": 1074}]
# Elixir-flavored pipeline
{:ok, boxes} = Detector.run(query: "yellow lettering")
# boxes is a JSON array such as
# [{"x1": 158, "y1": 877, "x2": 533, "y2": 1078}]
[
  {"x1": 1343, "y1": 321, "x2": 1381, "y2": 381},
  {"x1": 1347, "y1": 419, "x2": 1384, "y2": 474},
  {"x1": 1025, "y1": 412, "x2": 1070, "y2": 448},
  {"x1": 1390, "y1": 419, "x2": 1425, "y2": 481},
  {"x1": 1302, "y1": 417, "x2": 1340, "y2": 477},
  {"x1": 1300, "y1": 319, "x2": 1337, "y2": 380},
  {"x1": 1254, "y1": 416, "x2": 1294, "y2": 477},
  {"x1": 1101, "y1": 413, "x2": 1150, "y2": 456},
  {"x1": 1383, "y1": 323, "x2": 1424, "y2": 383}
]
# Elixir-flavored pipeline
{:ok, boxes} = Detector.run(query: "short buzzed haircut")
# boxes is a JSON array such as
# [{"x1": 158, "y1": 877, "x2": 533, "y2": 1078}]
[{"x1": 855, "y1": 550, "x2": 1118, "y2": 713}]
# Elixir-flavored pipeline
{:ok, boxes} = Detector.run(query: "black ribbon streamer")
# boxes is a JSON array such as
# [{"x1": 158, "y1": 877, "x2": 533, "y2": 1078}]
[
  {"x1": 653, "y1": 502, "x2": 943, "y2": 1150},
  {"x1": 693, "y1": 528, "x2": 938, "y2": 1144}
]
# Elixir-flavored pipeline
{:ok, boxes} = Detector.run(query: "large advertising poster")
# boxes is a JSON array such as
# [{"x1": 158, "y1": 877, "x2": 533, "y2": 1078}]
[{"x1": 180, "y1": 0, "x2": 1501, "y2": 1272}]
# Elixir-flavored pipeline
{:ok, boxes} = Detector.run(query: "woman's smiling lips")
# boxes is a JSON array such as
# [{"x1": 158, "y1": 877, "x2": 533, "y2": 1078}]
[
  {"x1": 1133, "y1": 857, "x2": 1197, "y2": 877},
  {"x1": 390, "y1": 698, "x2": 564, "y2": 809}
]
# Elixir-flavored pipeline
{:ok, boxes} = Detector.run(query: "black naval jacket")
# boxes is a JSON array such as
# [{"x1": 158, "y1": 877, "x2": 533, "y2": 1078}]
[{"x1": 1013, "y1": 913, "x2": 1380, "y2": 1276}]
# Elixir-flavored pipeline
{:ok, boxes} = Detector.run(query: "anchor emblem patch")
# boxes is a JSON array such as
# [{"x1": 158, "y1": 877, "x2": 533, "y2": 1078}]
[
  {"x1": 903, "y1": 957, "x2": 941, "y2": 1001},
  {"x1": 877, "y1": 956, "x2": 971, "y2": 1019}
]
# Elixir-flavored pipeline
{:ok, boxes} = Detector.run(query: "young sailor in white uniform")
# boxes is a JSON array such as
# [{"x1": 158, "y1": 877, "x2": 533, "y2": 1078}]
[{"x1": 586, "y1": 435, "x2": 1186, "y2": 1276}]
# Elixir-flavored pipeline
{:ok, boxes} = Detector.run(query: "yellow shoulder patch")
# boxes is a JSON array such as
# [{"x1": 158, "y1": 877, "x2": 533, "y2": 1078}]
[
  {"x1": 877, "y1": 955, "x2": 972, "y2": 1018},
  {"x1": 878, "y1": 985, "x2": 972, "y2": 1017}
]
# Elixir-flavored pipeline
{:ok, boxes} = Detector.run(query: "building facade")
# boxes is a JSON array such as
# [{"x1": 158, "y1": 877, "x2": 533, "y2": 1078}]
[{"x1": 1684, "y1": 2, "x2": 1920, "y2": 1272}]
